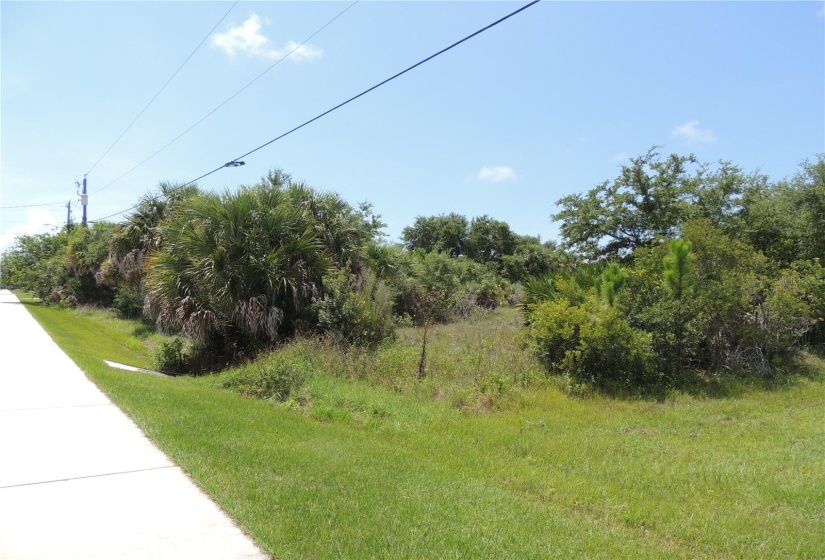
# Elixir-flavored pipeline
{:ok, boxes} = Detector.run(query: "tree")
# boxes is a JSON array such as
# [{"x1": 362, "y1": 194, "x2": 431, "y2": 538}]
[
  {"x1": 109, "y1": 181, "x2": 201, "y2": 288},
  {"x1": 144, "y1": 184, "x2": 330, "y2": 349},
  {"x1": 63, "y1": 222, "x2": 119, "y2": 305},
  {"x1": 1, "y1": 232, "x2": 67, "y2": 291},
  {"x1": 401, "y1": 213, "x2": 469, "y2": 257},
  {"x1": 662, "y1": 240, "x2": 695, "y2": 301},
  {"x1": 278, "y1": 173, "x2": 385, "y2": 269},
  {"x1": 0, "y1": 231, "x2": 69, "y2": 302},
  {"x1": 794, "y1": 155, "x2": 825, "y2": 262},
  {"x1": 595, "y1": 262, "x2": 627, "y2": 307},
  {"x1": 741, "y1": 155, "x2": 825, "y2": 266},
  {"x1": 554, "y1": 148, "x2": 699, "y2": 258},
  {"x1": 501, "y1": 239, "x2": 568, "y2": 282},
  {"x1": 661, "y1": 239, "x2": 697, "y2": 372},
  {"x1": 142, "y1": 173, "x2": 381, "y2": 365},
  {"x1": 465, "y1": 215, "x2": 517, "y2": 263},
  {"x1": 1, "y1": 224, "x2": 119, "y2": 306},
  {"x1": 684, "y1": 161, "x2": 754, "y2": 232}
]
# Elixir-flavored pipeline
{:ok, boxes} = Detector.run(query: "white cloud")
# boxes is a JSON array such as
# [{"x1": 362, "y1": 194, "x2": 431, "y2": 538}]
[
  {"x1": 277, "y1": 40, "x2": 324, "y2": 62},
  {"x1": 212, "y1": 14, "x2": 323, "y2": 62},
  {"x1": 611, "y1": 152, "x2": 628, "y2": 162},
  {"x1": 476, "y1": 166, "x2": 517, "y2": 183},
  {"x1": 671, "y1": 120, "x2": 717, "y2": 143}
]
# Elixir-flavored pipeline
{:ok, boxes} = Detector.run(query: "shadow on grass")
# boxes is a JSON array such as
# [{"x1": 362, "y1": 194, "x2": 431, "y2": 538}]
[
  {"x1": 671, "y1": 350, "x2": 824, "y2": 399},
  {"x1": 7, "y1": 291, "x2": 44, "y2": 307},
  {"x1": 560, "y1": 349, "x2": 825, "y2": 403},
  {"x1": 131, "y1": 319, "x2": 157, "y2": 339}
]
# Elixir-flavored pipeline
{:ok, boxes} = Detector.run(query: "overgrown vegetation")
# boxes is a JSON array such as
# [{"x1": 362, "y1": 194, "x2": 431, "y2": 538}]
[
  {"x1": 3, "y1": 153, "x2": 824, "y2": 389},
  {"x1": 522, "y1": 150, "x2": 825, "y2": 389},
  {"x1": 0, "y1": 169, "x2": 545, "y2": 373}
]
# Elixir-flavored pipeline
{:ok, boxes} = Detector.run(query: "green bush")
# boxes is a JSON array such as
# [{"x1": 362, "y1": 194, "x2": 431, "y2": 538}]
[
  {"x1": 222, "y1": 355, "x2": 311, "y2": 401},
  {"x1": 525, "y1": 298, "x2": 657, "y2": 387},
  {"x1": 111, "y1": 288, "x2": 144, "y2": 319},
  {"x1": 625, "y1": 248, "x2": 702, "y2": 373},
  {"x1": 313, "y1": 269, "x2": 395, "y2": 348},
  {"x1": 757, "y1": 268, "x2": 821, "y2": 357},
  {"x1": 524, "y1": 298, "x2": 589, "y2": 371},
  {"x1": 788, "y1": 259, "x2": 825, "y2": 345},
  {"x1": 500, "y1": 242, "x2": 562, "y2": 283},
  {"x1": 155, "y1": 337, "x2": 188, "y2": 374},
  {"x1": 563, "y1": 306, "x2": 658, "y2": 387},
  {"x1": 387, "y1": 250, "x2": 511, "y2": 324}
]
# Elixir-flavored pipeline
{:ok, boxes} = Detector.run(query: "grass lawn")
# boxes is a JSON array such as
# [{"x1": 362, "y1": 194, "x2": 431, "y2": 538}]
[{"x1": 19, "y1": 297, "x2": 825, "y2": 559}]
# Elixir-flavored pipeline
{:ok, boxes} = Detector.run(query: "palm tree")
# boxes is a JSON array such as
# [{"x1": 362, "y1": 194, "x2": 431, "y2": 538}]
[
  {"x1": 143, "y1": 184, "x2": 331, "y2": 346},
  {"x1": 109, "y1": 182, "x2": 200, "y2": 288}
]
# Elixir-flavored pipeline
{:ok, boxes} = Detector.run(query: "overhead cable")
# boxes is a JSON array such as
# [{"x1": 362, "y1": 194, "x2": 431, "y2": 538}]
[
  {"x1": 89, "y1": 205, "x2": 140, "y2": 223},
  {"x1": 91, "y1": 0, "x2": 540, "y2": 222},
  {"x1": 91, "y1": 0, "x2": 359, "y2": 196},
  {"x1": 185, "y1": 0, "x2": 541, "y2": 186},
  {"x1": 0, "y1": 201, "x2": 67, "y2": 209},
  {"x1": 84, "y1": 1, "x2": 239, "y2": 177}
]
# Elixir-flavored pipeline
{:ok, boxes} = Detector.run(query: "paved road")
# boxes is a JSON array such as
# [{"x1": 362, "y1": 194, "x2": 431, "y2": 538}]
[{"x1": 0, "y1": 290, "x2": 269, "y2": 560}]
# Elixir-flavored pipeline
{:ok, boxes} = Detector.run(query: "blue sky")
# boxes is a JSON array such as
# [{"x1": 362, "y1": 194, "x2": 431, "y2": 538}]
[{"x1": 2, "y1": 1, "x2": 823, "y2": 252}]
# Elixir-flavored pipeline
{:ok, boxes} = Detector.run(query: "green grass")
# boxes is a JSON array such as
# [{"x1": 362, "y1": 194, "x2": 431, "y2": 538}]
[{"x1": 20, "y1": 298, "x2": 825, "y2": 559}]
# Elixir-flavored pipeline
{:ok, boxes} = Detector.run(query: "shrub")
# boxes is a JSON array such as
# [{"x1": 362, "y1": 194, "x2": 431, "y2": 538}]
[
  {"x1": 518, "y1": 275, "x2": 558, "y2": 314},
  {"x1": 313, "y1": 268, "x2": 395, "y2": 348},
  {"x1": 500, "y1": 242, "x2": 562, "y2": 283},
  {"x1": 788, "y1": 259, "x2": 825, "y2": 345},
  {"x1": 564, "y1": 306, "x2": 658, "y2": 387},
  {"x1": 628, "y1": 224, "x2": 824, "y2": 376},
  {"x1": 525, "y1": 297, "x2": 658, "y2": 388},
  {"x1": 518, "y1": 271, "x2": 594, "y2": 320},
  {"x1": 387, "y1": 250, "x2": 510, "y2": 324},
  {"x1": 626, "y1": 246, "x2": 702, "y2": 373},
  {"x1": 222, "y1": 355, "x2": 311, "y2": 401},
  {"x1": 155, "y1": 337, "x2": 188, "y2": 374},
  {"x1": 523, "y1": 298, "x2": 589, "y2": 372},
  {"x1": 111, "y1": 288, "x2": 144, "y2": 319},
  {"x1": 757, "y1": 268, "x2": 820, "y2": 357},
  {"x1": 471, "y1": 272, "x2": 508, "y2": 309}
]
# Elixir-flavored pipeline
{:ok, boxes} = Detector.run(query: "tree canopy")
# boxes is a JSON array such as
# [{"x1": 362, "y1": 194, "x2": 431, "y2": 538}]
[
  {"x1": 401, "y1": 213, "x2": 469, "y2": 257},
  {"x1": 553, "y1": 148, "x2": 763, "y2": 259}
]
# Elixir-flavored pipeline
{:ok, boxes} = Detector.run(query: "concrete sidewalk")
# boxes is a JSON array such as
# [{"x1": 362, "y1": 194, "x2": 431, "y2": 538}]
[{"x1": 0, "y1": 290, "x2": 269, "y2": 560}]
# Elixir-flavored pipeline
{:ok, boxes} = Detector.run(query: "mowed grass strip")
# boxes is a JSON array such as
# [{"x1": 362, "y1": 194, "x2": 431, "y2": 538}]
[{"x1": 21, "y1": 298, "x2": 825, "y2": 559}]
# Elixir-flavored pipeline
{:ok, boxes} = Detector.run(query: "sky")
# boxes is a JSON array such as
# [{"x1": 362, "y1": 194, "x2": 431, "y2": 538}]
[{"x1": 2, "y1": 1, "x2": 824, "y2": 253}]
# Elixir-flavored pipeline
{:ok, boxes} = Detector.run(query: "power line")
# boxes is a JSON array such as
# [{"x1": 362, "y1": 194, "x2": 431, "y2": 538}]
[
  {"x1": 0, "y1": 201, "x2": 66, "y2": 209},
  {"x1": 91, "y1": 0, "x2": 540, "y2": 223},
  {"x1": 91, "y1": 0, "x2": 359, "y2": 196},
  {"x1": 84, "y1": 0, "x2": 239, "y2": 177},
  {"x1": 186, "y1": 0, "x2": 541, "y2": 186},
  {"x1": 90, "y1": 205, "x2": 140, "y2": 223}
]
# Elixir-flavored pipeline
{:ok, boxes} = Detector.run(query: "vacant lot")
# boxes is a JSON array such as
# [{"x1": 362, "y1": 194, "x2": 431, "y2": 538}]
[{"x1": 22, "y1": 299, "x2": 825, "y2": 559}]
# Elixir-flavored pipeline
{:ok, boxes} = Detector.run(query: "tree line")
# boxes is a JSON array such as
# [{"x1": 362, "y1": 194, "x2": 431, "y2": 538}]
[
  {"x1": 0, "y1": 170, "x2": 563, "y2": 372},
  {"x1": 2, "y1": 151, "x2": 823, "y2": 385}
]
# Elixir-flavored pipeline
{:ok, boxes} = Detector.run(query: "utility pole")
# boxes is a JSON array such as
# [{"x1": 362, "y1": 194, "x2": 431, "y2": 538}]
[
  {"x1": 66, "y1": 200, "x2": 72, "y2": 229},
  {"x1": 81, "y1": 175, "x2": 88, "y2": 227}
]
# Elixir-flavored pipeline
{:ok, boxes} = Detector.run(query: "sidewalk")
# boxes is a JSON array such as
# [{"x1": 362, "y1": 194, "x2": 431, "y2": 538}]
[{"x1": 0, "y1": 290, "x2": 269, "y2": 560}]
